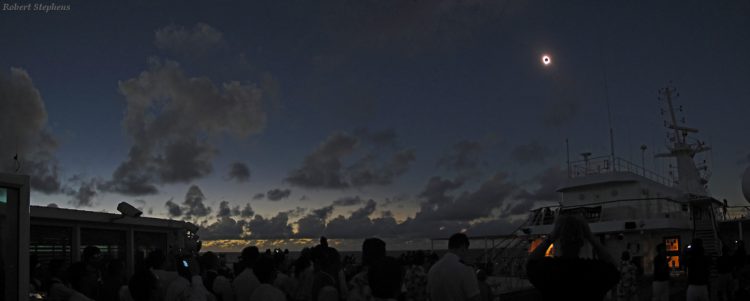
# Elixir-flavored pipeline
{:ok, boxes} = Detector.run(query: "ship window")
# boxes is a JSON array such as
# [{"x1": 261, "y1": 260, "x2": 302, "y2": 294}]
[
  {"x1": 81, "y1": 228, "x2": 126, "y2": 260},
  {"x1": 30, "y1": 225, "x2": 73, "y2": 265},
  {"x1": 664, "y1": 236, "x2": 681, "y2": 269},
  {"x1": 668, "y1": 256, "x2": 680, "y2": 269},
  {"x1": 642, "y1": 189, "x2": 650, "y2": 196},
  {"x1": 611, "y1": 189, "x2": 618, "y2": 196},
  {"x1": 665, "y1": 237, "x2": 680, "y2": 251}
]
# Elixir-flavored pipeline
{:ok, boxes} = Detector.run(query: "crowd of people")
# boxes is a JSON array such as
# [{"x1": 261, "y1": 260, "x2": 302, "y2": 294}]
[
  {"x1": 26, "y1": 215, "x2": 750, "y2": 301},
  {"x1": 28, "y1": 234, "x2": 489, "y2": 301},
  {"x1": 526, "y1": 214, "x2": 750, "y2": 301}
]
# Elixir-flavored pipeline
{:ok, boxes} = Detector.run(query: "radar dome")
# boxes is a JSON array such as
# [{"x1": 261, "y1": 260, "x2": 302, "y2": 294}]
[{"x1": 743, "y1": 166, "x2": 750, "y2": 204}]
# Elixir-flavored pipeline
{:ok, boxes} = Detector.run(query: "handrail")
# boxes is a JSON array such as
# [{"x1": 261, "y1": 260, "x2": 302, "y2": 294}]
[
  {"x1": 569, "y1": 156, "x2": 674, "y2": 187},
  {"x1": 527, "y1": 197, "x2": 689, "y2": 226}
]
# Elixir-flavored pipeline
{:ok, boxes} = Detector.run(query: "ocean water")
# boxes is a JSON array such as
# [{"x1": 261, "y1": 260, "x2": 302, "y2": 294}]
[{"x1": 215, "y1": 249, "x2": 501, "y2": 265}]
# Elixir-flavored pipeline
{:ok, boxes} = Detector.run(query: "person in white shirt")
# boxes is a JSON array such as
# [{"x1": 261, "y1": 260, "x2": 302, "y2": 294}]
[
  {"x1": 232, "y1": 246, "x2": 261, "y2": 301},
  {"x1": 250, "y1": 255, "x2": 286, "y2": 301},
  {"x1": 427, "y1": 233, "x2": 480, "y2": 301}
]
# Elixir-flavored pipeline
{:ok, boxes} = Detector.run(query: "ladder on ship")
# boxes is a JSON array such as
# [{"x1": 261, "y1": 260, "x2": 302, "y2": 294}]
[
  {"x1": 691, "y1": 198, "x2": 722, "y2": 256},
  {"x1": 690, "y1": 197, "x2": 723, "y2": 299}
]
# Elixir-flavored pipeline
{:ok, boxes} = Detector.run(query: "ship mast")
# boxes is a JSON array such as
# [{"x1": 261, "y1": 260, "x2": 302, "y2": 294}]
[{"x1": 654, "y1": 84, "x2": 710, "y2": 196}]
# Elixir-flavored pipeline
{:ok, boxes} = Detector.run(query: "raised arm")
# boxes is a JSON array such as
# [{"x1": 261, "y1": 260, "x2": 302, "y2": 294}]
[
  {"x1": 529, "y1": 216, "x2": 563, "y2": 261},
  {"x1": 581, "y1": 218, "x2": 615, "y2": 266}
]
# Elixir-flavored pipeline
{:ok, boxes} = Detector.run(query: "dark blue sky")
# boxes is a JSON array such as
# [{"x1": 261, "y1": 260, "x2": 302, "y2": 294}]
[{"x1": 1, "y1": 0, "x2": 749, "y2": 249}]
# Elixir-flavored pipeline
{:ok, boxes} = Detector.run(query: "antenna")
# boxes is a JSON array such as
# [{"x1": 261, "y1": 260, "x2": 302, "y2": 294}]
[
  {"x1": 566, "y1": 138, "x2": 571, "y2": 178},
  {"x1": 13, "y1": 135, "x2": 21, "y2": 173},
  {"x1": 598, "y1": 26, "x2": 616, "y2": 170}
]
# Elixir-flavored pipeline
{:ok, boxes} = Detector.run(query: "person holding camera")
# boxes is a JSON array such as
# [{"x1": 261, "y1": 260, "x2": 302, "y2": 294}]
[{"x1": 527, "y1": 214, "x2": 620, "y2": 301}]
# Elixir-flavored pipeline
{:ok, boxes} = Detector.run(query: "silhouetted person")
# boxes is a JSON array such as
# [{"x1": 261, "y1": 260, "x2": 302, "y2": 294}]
[
  {"x1": 250, "y1": 255, "x2": 286, "y2": 301},
  {"x1": 200, "y1": 251, "x2": 234, "y2": 301},
  {"x1": 735, "y1": 241, "x2": 749, "y2": 299},
  {"x1": 717, "y1": 245, "x2": 735, "y2": 301},
  {"x1": 404, "y1": 250, "x2": 428, "y2": 301},
  {"x1": 476, "y1": 270, "x2": 491, "y2": 301},
  {"x1": 147, "y1": 249, "x2": 179, "y2": 300},
  {"x1": 312, "y1": 244, "x2": 345, "y2": 301},
  {"x1": 651, "y1": 243, "x2": 670, "y2": 301},
  {"x1": 165, "y1": 256, "x2": 213, "y2": 301},
  {"x1": 526, "y1": 215, "x2": 619, "y2": 301},
  {"x1": 233, "y1": 246, "x2": 261, "y2": 301},
  {"x1": 98, "y1": 259, "x2": 126, "y2": 301},
  {"x1": 291, "y1": 248, "x2": 314, "y2": 301},
  {"x1": 81, "y1": 246, "x2": 103, "y2": 299},
  {"x1": 349, "y1": 237, "x2": 386, "y2": 301},
  {"x1": 129, "y1": 266, "x2": 160, "y2": 301},
  {"x1": 68, "y1": 262, "x2": 99, "y2": 301},
  {"x1": 47, "y1": 259, "x2": 74, "y2": 301},
  {"x1": 617, "y1": 251, "x2": 637, "y2": 301},
  {"x1": 684, "y1": 239, "x2": 710, "y2": 301},
  {"x1": 368, "y1": 257, "x2": 402, "y2": 301},
  {"x1": 427, "y1": 233, "x2": 480, "y2": 301}
]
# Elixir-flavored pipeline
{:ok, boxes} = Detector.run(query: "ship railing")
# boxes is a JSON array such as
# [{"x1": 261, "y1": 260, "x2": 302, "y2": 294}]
[
  {"x1": 718, "y1": 206, "x2": 750, "y2": 222},
  {"x1": 527, "y1": 198, "x2": 689, "y2": 226},
  {"x1": 569, "y1": 156, "x2": 674, "y2": 187}
]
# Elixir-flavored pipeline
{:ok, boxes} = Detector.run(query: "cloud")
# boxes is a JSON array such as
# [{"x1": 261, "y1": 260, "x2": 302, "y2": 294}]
[
  {"x1": 155, "y1": 23, "x2": 225, "y2": 56},
  {"x1": 284, "y1": 207, "x2": 308, "y2": 218},
  {"x1": 266, "y1": 188, "x2": 292, "y2": 201},
  {"x1": 286, "y1": 132, "x2": 358, "y2": 189},
  {"x1": 418, "y1": 173, "x2": 518, "y2": 222},
  {"x1": 324, "y1": 200, "x2": 399, "y2": 238},
  {"x1": 418, "y1": 176, "x2": 465, "y2": 206},
  {"x1": 227, "y1": 162, "x2": 251, "y2": 182},
  {"x1": 348, "y1": 149, "x2": 416, "y2": 187},
  {"x1": 163, "y1": 185, "x2": 212, "y2": 219},
  {"x1": 165, "y1": 199, "x2": 183, "y2": 217},
  {"x1": 246, "y1": 212, "x2": 294, "y2": 239},
  {"x1": 0, "y1": 67, "x2": 62, "y2": 194},
  {"x1": 510, "y1": 141, "x2": 554, "y2": 165},
  {"x1": 252, "y1": 193, "x2": 265, "y2": 200},
  {"x1": 286, "y1": 130, "x2": 415, "y2": 189},
  {"x1": 437, "y1": 140, "x2": 483, "y2": 172},
  {"x1": 64, "y1": 178, "x2": 98, "y2": 207},
  {"x1": 516, "y1": 166, "x2": 565, "y2": 202},
  {"x1": 217, "y1": 200, "x2": 232, "y2": 218},
  {"x1": 183, "y1": 185, "x2": 212, "y2": 218},
  {"x1": 200, "y1": 217, "x2": 246, "y2": 240},
  {"x1": 332, "y1": 196, "x2": 364, "y2": 206},
  {"x1": 295, "y1": 205, "x2": 334, "y2": 238},
  {"x1": 353, "y1": 128, "x2": 398, "y2": 148},
  {"x1": 101, "y1": 59, "x2": 267, "y2": 195},
  {"x1": 238, "y1": 203, "x2": 255, "y2": 218}
]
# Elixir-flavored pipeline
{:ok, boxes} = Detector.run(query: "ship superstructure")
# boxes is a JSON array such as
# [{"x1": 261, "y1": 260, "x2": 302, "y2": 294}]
[{"x1": 479, "y1": 85, "x2": 729, "y2": 296}]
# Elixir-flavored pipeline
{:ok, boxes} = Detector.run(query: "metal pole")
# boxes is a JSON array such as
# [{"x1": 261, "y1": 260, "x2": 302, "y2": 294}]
[{"x1": 641, "y1": 145, "x2": 648, "y2": 176}]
